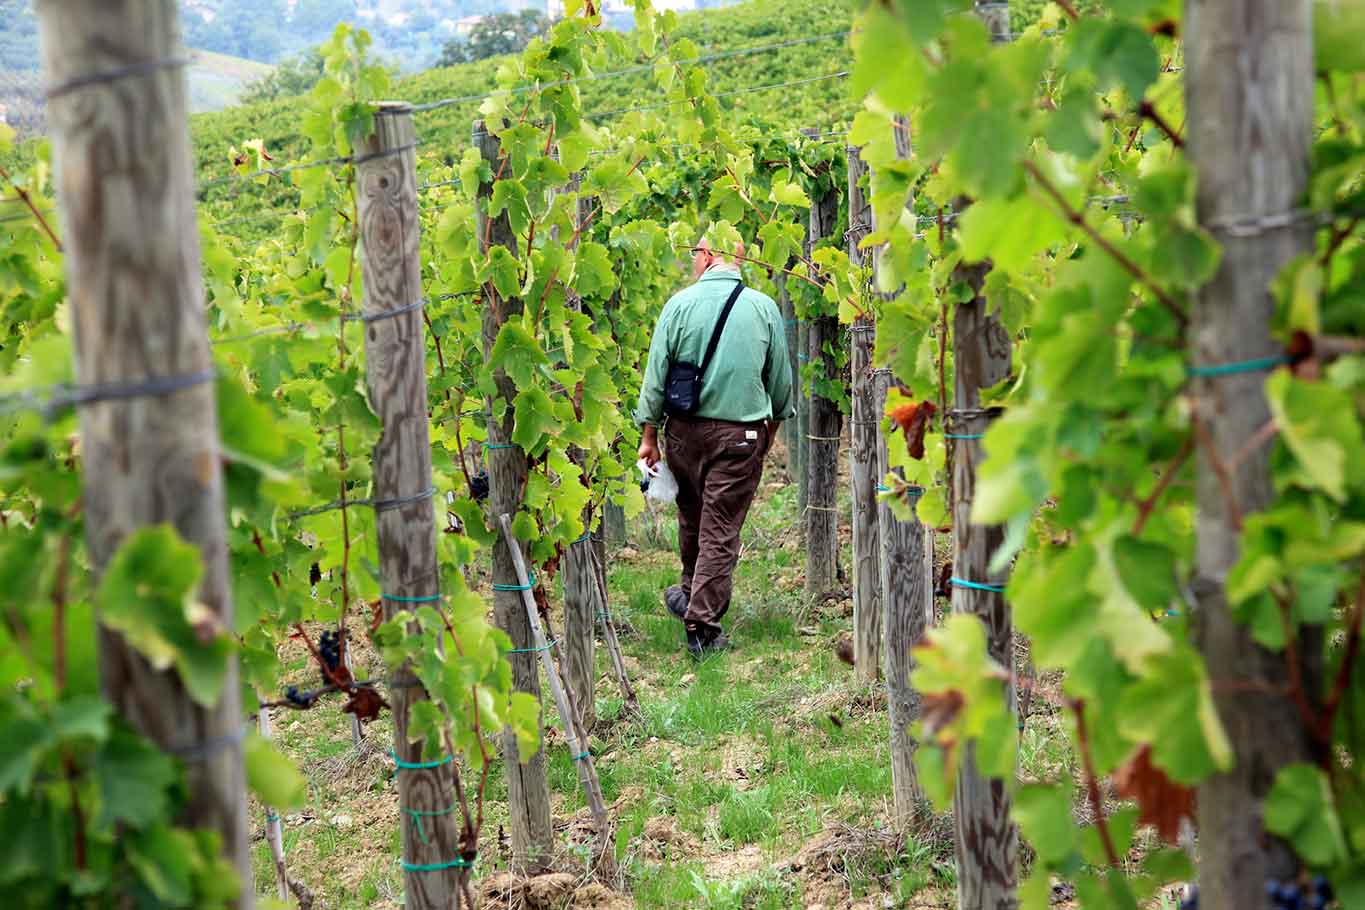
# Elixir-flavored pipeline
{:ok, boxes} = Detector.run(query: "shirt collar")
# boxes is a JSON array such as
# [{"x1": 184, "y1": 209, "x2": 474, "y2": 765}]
[{"x1": 697, "y1": 264, "x2": 742, "y2": 283}]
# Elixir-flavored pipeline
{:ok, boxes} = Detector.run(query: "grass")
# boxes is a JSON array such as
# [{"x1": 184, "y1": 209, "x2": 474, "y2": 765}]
[{"x1": 250, "y1": 450, "x2": 1068, "y2": 909}]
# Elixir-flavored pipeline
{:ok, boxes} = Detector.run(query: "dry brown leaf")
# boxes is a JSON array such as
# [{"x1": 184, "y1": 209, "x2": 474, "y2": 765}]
[{"x1": 1112, "y1": 744, "x2": 1196, "y2": 845}]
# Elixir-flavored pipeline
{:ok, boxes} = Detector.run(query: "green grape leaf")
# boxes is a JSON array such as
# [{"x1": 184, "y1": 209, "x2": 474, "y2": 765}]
[
  {"x1": 1264, "y1": 763, "x2": 1347, "y2": 866},
  {"x1": 244, "y1": 732, "x2": 307, "y2": 810},
  {"x1": 1112, "y1": 536, "x2": 1179, "y2": 612},
  {"x1": 126, "y1": 824, "x2": 196, "y2": 906},
  {"x1": 1265, "y1": 369, "x2": 1365, "y2": 502},
  {"x1": 511, "y1": 386, "x2": 562, "y2": 454},
  {"x1": 1117, "y1": 647, "x2": 1232, "y2": 783},
  {"x1": 94, "y1": 725, "x2": 177, "y2": 830},
  {"x1": 95, "y1": 527, "x2": 233, "y2": 708},
  {"x1": 1015, "y1": 782, "x2": 1080, "y2": 864}
]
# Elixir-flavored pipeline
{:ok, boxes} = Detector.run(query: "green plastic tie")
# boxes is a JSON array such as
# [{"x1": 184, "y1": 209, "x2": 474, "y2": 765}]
[
  {"x1": 944, "y1": 433, "x2": 984, "y2": 440},
  {"x1": 1187, "y1": 354, "x2": 1288, "y2": 377},
  {"x1": 509, "y1": 639, "x2": 557, "y2": 654},
  {"x1": 572, "y1": 751, "x2": 591, "y2": 762},
  {"x1": 482, "y1": 442, "x2": 517, "y2": 450},
  {"x1": 391, "y1": 751, "x2": 453, "y2": 770},
  {"x1": 402, "y1": 857, "x2": 474, "y2": 872},
  {"x1": 404, "y1": 804, "x2": 458, "y2": 844},
  {"x1": 950, "y1": 577, "x2": 1006, "y2": 594},
  {"x1": 265, "y1": 812, "x2": 281, "y2": 823},
  {"x1": 570, "y1": 533, "x2": 593, "y2": 546},
  {"x1": 384, "y1": 593, "x2": 443, "y2": 603}
]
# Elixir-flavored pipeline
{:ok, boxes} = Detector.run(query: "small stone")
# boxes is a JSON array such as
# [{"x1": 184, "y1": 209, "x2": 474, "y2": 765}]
[
  {"x1": 617, "y1": 547, "x2": 639, "y2": 560},
  {"x1": 679, "y1": 673, "x2": 695, "y2": 685},
  {"x1": 331, "y1": 813, "x2": 353, "y2": 828}
]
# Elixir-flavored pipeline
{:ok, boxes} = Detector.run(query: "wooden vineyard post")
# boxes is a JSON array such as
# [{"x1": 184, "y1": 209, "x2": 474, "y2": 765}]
[
  {"x1": 35, "y1": 2, "x2": 253, "y2": 902},
  {"x1": 498, "y1": 514, "x2": 616, "y2": 878},
  {"x1": 846, "y1": 145, "x2": 882, "y2": 682},
  {"x1": 805, "y1": 159, "x2": 842, "y2": 598},
  {"x1": 948, "y1": 265, "x2": 1017, "y2": 907},
  {"x1": 561, "y1": 178, "x2": 600, "y2": 733},
  {"x1": 1186, "y1": 3, "x2": 1318, "y2": 908},
  {"x1": 475, "y1": 119, "x2": 554, "y2": 871},
  {"x1": 775, "y1": 270, "x2": 802, "y2": 487},
  {"x1": 858, "y1": 123, "x2": 932, "y2": 823},
  {"x1": 355, "y1": 103, "x2": 465, "y2": 908},
  {"x1": 795, "y1": 127, "x2": 820, "y2": 516}
]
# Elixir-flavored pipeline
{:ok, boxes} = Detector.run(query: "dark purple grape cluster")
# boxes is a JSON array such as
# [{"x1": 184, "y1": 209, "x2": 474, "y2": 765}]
[
  {"x1": 470, "y1": 470, "x2": 490, "y2": 501},
  {"x1": 309, "y1": 562, "x2": 322, "y2": 586},
  {"x1": 318, "y1": 629, "x2": 343, "y2": 685},
  {"x1": 284, "y1": 685, "x2": 313, "y2": 708},
  {"x1": 1181, "y1": 877, "x2": 1335, "y2": 910},
  {"x1": 1267, "y1": 877, "x2": 1335, "y2": 910}
]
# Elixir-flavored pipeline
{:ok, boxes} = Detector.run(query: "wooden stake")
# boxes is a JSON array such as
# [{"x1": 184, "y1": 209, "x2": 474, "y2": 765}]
[
  {"x1": 805, "y1": 159, "x2": 842, "y2": 598},
  {"x1": 561, "y1": 177, "x2": 600, "y2": 734},
  {"x1": 498, "y1": 514, "x2": 615, "y2": 878},
  {"x1": 949, "y1": 265, "x2": 1018, "y2": 908},
  {"x1": 475, "y1": 119, "x2": 554, "y2": 871},
  {"x1": 865, "y1": 121, "x2": 931, "y2": 824},
  {"x1": 356, "y1": 102, "x2": 463, "y2": 908},
  {"x1": 846, "y1": 146, "x2": 883, "y2": 682},
  {"x1": 36, "y1": 3, "x2": 252, "y2": 902},
  {"x1": 1187, "y1": 3, "x2": 1319, "y2": 906},
  {"x1": 257, "y1": 701, "x2": 290, "y2": 902}
]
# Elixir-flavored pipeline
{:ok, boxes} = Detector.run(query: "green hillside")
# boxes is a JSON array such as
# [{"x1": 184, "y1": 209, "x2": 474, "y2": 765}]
[{"x1": 194, "y1": 0, "x2": 859, "y2": 224}]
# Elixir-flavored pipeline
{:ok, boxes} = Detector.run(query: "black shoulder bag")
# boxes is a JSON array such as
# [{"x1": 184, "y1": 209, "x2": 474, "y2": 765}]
[{"x1": 663, "y1": 280, "x2": 744, "y2": 417}]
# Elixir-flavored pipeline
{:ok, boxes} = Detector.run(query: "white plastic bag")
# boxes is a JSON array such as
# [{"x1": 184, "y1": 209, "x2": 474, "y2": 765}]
[{"x1": 637, "y1": 458, "x2": 679, "y2": 504}]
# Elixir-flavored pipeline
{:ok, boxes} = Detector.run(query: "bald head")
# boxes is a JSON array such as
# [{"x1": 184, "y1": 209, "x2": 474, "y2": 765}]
[{"x1": 690, "y1": 239, "x2": 746, "y2": 280}]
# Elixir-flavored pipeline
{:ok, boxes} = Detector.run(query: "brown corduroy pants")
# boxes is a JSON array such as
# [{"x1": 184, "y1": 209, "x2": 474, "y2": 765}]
[{"x1": 664, "y1": 416, "x2": 769, "y2": 637}]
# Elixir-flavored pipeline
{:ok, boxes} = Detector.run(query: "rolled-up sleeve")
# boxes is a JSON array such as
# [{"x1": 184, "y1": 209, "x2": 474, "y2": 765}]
[
  {"x1": 634, "y1": 305, "x2": 674, "y2": 426},
  {"x1": 763, "y1": 303, "x2": 795, "y2": 421}
]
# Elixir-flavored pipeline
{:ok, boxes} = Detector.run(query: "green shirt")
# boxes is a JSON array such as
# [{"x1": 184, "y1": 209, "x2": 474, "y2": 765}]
[{"x1": 635, "y1": 266, "x2": 795, "y2": 426}]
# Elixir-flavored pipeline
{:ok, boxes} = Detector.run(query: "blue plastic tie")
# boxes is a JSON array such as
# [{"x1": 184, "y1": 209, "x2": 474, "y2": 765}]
[
  {"x1": 402, "y1": 857, "x2": 473, "y2": 872},
  {"x1": 492, "y1": 571, "x2": 536, "y2": 592},
  {"x1": 509, "y1": 638, "x2": 557, "y2": 654},
  {"x1": 391, "y1": 751, "x2": 453, "y2": 770},
  {"x1": 945, "y1": 433, "x2": 984, "y2": 440},
  {"x1": 482, "y1": 442, "x2": 517, "y2": 450},
  {"x1": 404, "y1": 804, "x2": 458, "y2": 844},
  {"x1": 572, "y1": 751, "x2": 591, "y2": 762},
  {"x1": 384, "y1": 593, "x2": 443, "y2": 603},
  {"x1": 950, "y1": 577, "x2": 1006, "y2": 594},
  {"x1": 570, "y1": 533, "x2": 593, "y2": 546},
  {"x1": 1187, "y1": 354, "x2": 1288, "y2": 378}
]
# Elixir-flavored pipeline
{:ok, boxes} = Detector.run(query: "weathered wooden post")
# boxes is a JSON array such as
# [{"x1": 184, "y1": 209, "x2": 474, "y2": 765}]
[
  {"x1": 875, "y1": 114, "x2": 932, "y2": 825},
  {"x1": 846, "y1": 146, "x2": 882, "y2": 682},
  {"x1": 356, "y1": 102, "x2": 465, "y2": 908},
  {"x1": 475, "y1": 118, "x2": 554, "y2": 871},
  {"x1": 948, "y1": 265, "x2": 1017, "y2": 908},
  {"x1": 805, "y1": 156, "x2": 842, "y2": 598},
  {"x1": 561, "y1": 179, "x2": 601, "y2": 733},
  {"x1": 948, "y1": 10, "x2": 1018, "y2": 905},
  {"x1": 1187, "y1": 3, "x2": 1318, "y2": 908},
  {"x1": 795, "y1": 127, "x2": 821, "y2": 516},
  {"x1": 36, "y1": 2, "x2": 253, "y2": 903},
  {"x1": 775, "y1": 270, "x2": 802, "y2": 486}
]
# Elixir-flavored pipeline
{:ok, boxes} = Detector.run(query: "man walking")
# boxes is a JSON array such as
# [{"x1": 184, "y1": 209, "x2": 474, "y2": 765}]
[{"x1": 636, "y1": 241, "x2": 795, "y2": 659}]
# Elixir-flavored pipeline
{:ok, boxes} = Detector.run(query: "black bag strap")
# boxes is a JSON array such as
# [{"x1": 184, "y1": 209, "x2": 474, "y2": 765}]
[{"x1": 699, "y1": 281, "x2": 745, "y2": 378}]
